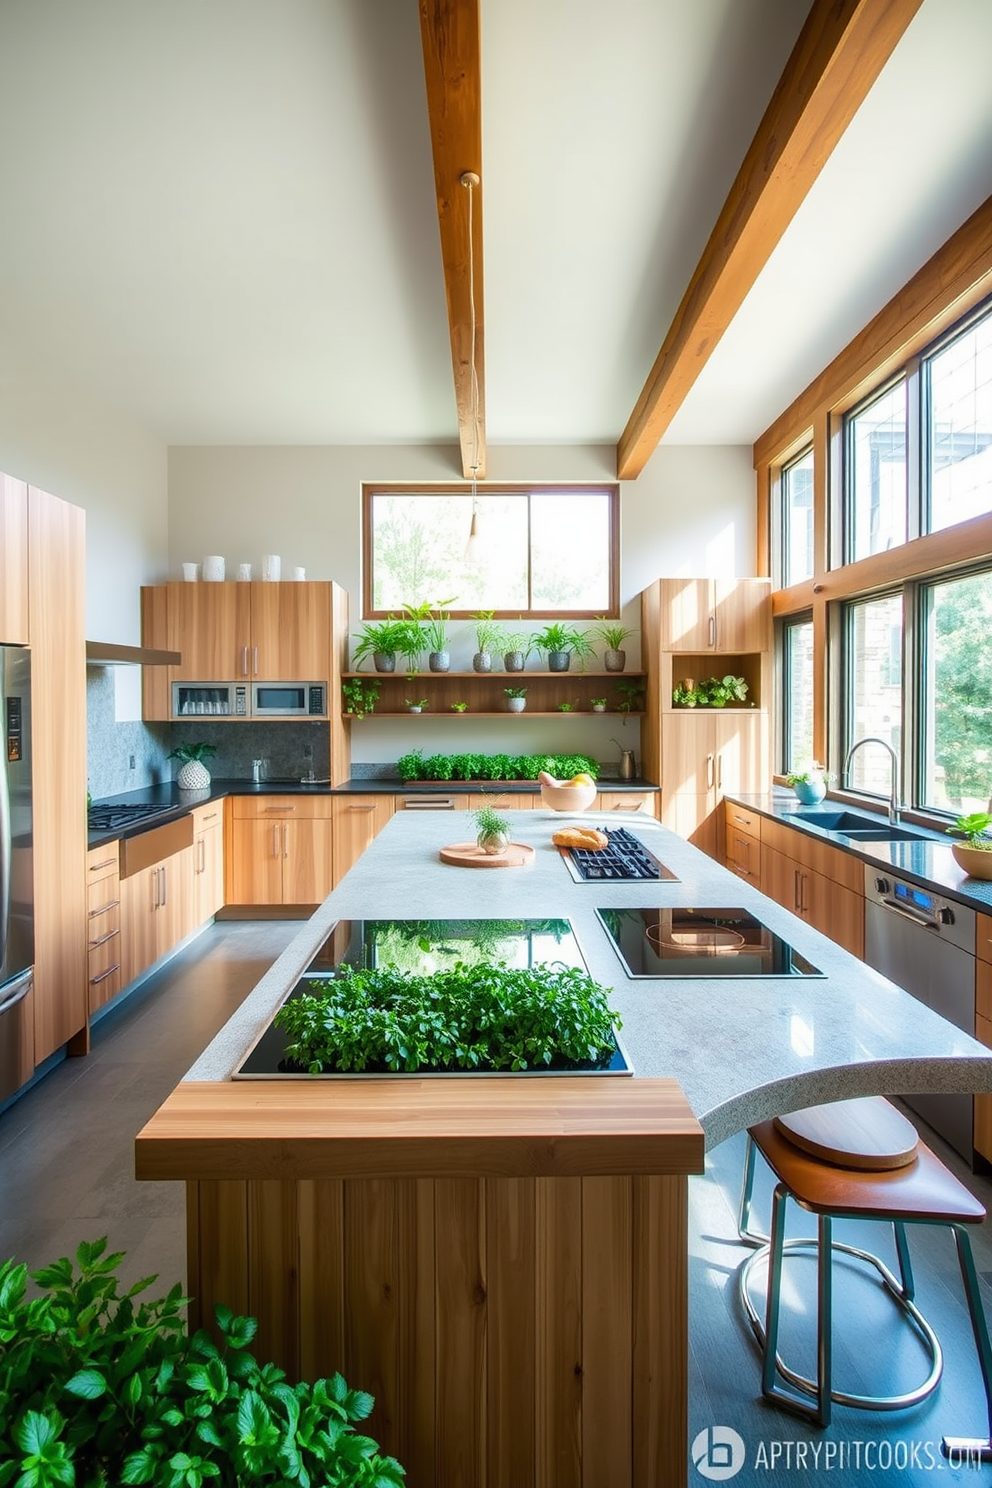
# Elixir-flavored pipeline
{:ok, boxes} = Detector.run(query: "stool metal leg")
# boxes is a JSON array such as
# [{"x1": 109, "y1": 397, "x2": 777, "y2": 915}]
[
  {"x1": 738, "y1": 1132, "x2": 766, "y2": 1247},
  {"x1": 818, "y1": 1214, "x2": 833, "y2": 1428},
  {"x1": 941, "y1": 1224, "x2": 992, "y2": 1463},
  {"x1": 893, "y1": 1221, "x2": 915, "y2": 1302}
]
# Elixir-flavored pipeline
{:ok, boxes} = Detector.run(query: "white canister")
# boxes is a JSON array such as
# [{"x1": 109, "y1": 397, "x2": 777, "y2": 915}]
[
  {"x1": 262, "y1": 554, "x2": 281, "y2": 582},
  {"x1": 292, "y1": 566, "x2": 306, "y2": 581},
  {"x1": 203, "y1": 555, "x2": 226, "y2": 582},
  {"x1": 237, "y1": 562, "x2": 252, "y2": 582},
  {"x1": 182, "y1": 562, "x2": 200, "y2": 582}
]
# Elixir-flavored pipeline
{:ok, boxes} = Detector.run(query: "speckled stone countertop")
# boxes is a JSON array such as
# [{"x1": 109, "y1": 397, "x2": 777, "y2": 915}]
[
  {"x1": 183, "y1": 807, "x2": 992, "y2": 1149},
  {"x1": 726, "y1": 790, "x2": 992, "y2": 913}
]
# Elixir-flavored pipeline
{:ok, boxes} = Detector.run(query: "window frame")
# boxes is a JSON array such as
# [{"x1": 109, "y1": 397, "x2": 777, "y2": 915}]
[
  {"x1": 778, "y1": 445, "x2": 815, "y2": 588},
  {"x1": 361, "y1": 482, "x2": 620, "y2": 620},
  {"x1": 777, "y1": 611, "x2": 814, "y2": 775}
]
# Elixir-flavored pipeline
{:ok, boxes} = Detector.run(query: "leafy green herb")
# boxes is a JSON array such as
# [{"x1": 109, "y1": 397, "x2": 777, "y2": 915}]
[
  {"x1": 671, "y1": 675, "x2": 748, "y2": 708},
  {"x1": 342, "y1": 678, "x2": 381, "y2": 719},
  {"x1": 474, "y1": 804, "x2": 510, "y2": 838},
  {"x1": 395, "y1": 751, "x2": 599, "y2": 782},
  {"x1": 276, "y1": 961, "x2": 620, "y2": 1074},
  {"x1": 0, "y1": 1238, "x2": 404, "y2": 1486},
  {"x1": 167, "y1": 742, "x2": 217, "y2": 764},
  {"x1": 947, "y1": 811, "x2": 992, "y2": 848}
]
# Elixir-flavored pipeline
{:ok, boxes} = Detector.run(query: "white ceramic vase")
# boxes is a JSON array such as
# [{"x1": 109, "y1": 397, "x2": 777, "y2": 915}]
[{"x1": 177, "y1": 759, "x2": 211, "y2": 790}]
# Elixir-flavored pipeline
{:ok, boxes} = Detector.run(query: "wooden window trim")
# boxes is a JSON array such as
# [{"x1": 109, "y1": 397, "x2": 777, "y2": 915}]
[{"x1": 361, "y1": 482, "x2": 620, "y2": 620}]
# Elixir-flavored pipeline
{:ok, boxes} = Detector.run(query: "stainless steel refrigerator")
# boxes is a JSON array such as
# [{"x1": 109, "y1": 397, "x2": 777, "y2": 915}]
[{"x1": 0, "y1": 645, "x2": 32, "y2": 1106}]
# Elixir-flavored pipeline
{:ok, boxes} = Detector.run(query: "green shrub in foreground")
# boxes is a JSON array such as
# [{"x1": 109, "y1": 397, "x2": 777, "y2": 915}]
[{"x1": 0, "y1": 1238, "x2": 405, "y2": 1488}]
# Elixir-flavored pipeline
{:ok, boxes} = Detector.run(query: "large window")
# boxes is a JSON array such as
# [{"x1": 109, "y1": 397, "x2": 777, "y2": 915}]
[
  {"x1": 846, "y1": 381, "x2": 907, "y2": 562},
  {"x1": 363, "y1": 486, "x2": 618, "y2": 617},
  {"x1": 927, "y1": 312, "x2": 992, "y2": 533},
  {"x1": 921, "y1": 569, "x2": 992, "y2": 813},
  {"x1": 781, "y1": 616, "x2": 814, "y2": 772},
  {"x1": 780, "y1": 448, "x2": 814, "y2": 586},
  {"x1": 844, "y1": 594, "x2": 902, "y2": 797}
]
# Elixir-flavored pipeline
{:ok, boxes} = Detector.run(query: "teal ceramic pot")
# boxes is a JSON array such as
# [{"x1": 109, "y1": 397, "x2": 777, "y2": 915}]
[{"x1": 793, "y1": 777, "x2": 827, "y2": 805}]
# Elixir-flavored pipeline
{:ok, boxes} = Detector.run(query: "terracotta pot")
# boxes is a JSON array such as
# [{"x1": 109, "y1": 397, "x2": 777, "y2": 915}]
[{"x1": 951, "y1": 843, "x2": 992, "y2": 880}]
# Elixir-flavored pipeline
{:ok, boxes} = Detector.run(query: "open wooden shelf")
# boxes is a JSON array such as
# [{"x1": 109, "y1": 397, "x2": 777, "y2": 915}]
[{"x1": 342, "y1": 669, "x2": 647, "y2": 722}]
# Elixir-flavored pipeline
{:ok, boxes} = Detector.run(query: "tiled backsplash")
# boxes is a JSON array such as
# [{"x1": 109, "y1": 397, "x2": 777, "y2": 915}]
[{"x1": 86, "y1": 667, "x2": 331, "y2": 798}]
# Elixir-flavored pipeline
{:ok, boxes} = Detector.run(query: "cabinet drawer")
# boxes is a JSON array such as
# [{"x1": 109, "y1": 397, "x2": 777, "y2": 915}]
[
  {"x1": 759, "y1": 816, "x2": 863, "y2": 893},
  {"x1": 88, "y1": 959, "x2": 122, "y2": 1012},
  {"x1": 596, "y1": 791, "x2": 658, "y2": 816},
  {"x1": 88, "y1": 925, "x2": 121, "y2": 977},
  {"x1": 232, "y1": 794, "x2": 334, "y2": 820},
  {"x1": 191, "y1": 802, "x2": 224, "y2": 834},
  {"x1": 86, "y1": 843, "x2": 120, "y2": 885},
  {"x1": 87, "y1": 885, "x2": 121, "y2": 921},
  {"x1": 978, "y1": 912, "x2": 992, "y2": 967},
  {"x1": 120, "y1": 815, "x2": 194, "y2": 878},
  {"x1": 724, "y1": 801, "x2": 761, "y2": 841}
]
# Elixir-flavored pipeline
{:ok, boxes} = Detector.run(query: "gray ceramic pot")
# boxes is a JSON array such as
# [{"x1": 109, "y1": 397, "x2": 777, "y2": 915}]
[
  {"x1": 504, "y1": 651, "x2": 525, "y2": 672},
  {"x1": 373, "y1": 652, "x2": 396, "y2": 673},
  {"x1": 547, "y1": 650, "x2": 571, "y2": 672},
  {"x1": 428, "y1": 651, "x2": 450, "y2": 672},
  {"x1": 604, "y1": 648, "x2": 626, "y2": 672},
  {"x1": 473, "y1": 652, "x2": 493, "y2": 673}
]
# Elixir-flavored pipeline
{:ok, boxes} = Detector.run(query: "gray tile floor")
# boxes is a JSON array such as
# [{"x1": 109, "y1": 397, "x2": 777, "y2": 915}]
[{"x1": 3, "y1": 921, "x2": 992, "y2": 1484}]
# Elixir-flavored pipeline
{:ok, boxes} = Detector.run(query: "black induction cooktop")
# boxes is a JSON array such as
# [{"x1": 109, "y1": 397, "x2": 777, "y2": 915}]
[
  {"x1": 596, "y1": 907, "x2": 823, "y2": 979},
  {"x1": 559, "y1": 826, "x2": 678, "y2": 882}
]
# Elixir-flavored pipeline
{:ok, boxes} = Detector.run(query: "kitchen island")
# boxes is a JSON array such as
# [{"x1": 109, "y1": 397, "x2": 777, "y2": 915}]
[{"x1": 136, "y1": 808, "x2": 992, "y2": 1488}]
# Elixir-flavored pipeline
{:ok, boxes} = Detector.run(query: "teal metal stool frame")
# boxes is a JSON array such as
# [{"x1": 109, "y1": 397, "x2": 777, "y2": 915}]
[{"x1": 736, "y1": 1112, "x2": 992, "y2": 1460}]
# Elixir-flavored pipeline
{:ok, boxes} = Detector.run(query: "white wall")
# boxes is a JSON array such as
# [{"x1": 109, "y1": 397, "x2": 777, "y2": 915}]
[
  {"x1": 0, "y1": 334, "x2": 168, "y2": 642},
  {"x1": 167, "y1": 441, "x2": 757, "y2": 763}
]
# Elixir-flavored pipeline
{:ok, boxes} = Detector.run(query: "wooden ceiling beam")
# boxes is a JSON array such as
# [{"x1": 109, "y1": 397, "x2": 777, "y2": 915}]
[
  {"x1": 419, "y1": 0, "x2": 486, "y2": 479},
  {"x1": 616, "y1": 0, "x2": 925, "y2": 481}
]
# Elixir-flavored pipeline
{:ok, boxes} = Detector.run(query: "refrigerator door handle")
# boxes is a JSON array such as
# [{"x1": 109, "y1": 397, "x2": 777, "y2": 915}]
[
  {"x1": 0, "y1": 713, "x2": 10, "y2": 966},
  {"x1": 0, "y1": 967, "x2": 32, "y2": 1018}
]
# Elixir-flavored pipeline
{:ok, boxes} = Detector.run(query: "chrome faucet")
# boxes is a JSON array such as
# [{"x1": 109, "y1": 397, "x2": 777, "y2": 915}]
[{"x1": 842, "y1": 737, "x2": 902, "y2": 825}]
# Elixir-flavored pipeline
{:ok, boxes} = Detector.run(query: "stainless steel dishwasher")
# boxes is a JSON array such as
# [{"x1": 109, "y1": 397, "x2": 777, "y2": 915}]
[{"x1": 864, "y1": 864, "x2": 976, "y2": 1161}]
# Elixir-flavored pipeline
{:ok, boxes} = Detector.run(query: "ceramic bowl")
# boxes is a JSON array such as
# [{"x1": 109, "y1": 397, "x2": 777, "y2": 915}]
[
  {"x1": 951, "y1": 843, "x2": 992, "y2": 880},
  {"x1": 539, "y1": 781, "x2": 598, "y2": 812}
]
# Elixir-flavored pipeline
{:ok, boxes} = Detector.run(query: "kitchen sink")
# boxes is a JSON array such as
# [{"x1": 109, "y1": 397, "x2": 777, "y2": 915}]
[{"x1": 792, "y1": 809, "x2": 928, "y2": 843}]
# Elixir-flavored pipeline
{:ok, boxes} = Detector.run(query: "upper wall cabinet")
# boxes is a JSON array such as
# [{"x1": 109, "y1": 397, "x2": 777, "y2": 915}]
[
  {"x1": 0, "y1": 475, "x2": 29, "y2": 644},
  {"x1": 660, "y1": 578, "x2": 769, "y2": 653},
  {"x1": 141, "y1": 581, "x2": 349, "y2": 723}
]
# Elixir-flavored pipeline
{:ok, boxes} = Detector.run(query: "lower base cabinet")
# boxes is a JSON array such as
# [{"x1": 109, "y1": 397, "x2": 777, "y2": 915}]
[
  {"x1": 229, "y1": 796, "x2": 334, "y2": 905},
  {"x1": 758, "y1": 818, "x2": 864, "y2": 959},
  {"x1": 86, "y1": 844, "x2": 122, "y2": 1013},
  {"x1": 121, "y1": 845, "x2": 196, "y2": 987},
  {"x1": 192, "y1": 805, "x2": 225, "y2": 923},
  {"x1": 330, "y1": 795, "x2": 395, "y2": 886}
]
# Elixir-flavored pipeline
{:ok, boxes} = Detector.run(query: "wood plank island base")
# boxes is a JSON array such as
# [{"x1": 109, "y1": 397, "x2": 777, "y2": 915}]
[{"x1": 137, "y1": 1078, "x2": 703, "y2": 1488}]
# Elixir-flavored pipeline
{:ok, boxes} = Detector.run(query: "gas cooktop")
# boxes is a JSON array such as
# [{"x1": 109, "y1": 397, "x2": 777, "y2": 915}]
[
  {"x1": 597, "y1": 907, "x2": 822, "y2": 979},
  {"x1": 88, "y1": 802, "x2": 177, "y2": 833},
  {"x1": 559, "y1": 827, "x2": 678, "y2": 882}
]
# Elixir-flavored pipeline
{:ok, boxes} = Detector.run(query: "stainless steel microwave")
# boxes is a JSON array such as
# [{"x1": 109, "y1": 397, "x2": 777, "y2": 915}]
[{"x1": 251, "y1": 682, "x2": 327, "y2": 718}]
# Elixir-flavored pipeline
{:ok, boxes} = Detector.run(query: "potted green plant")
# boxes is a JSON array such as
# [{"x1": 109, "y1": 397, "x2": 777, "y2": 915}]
[
  {"x1": 672, "y1": 675, "x2": 749, "y2": 708},
  {"x1": 616, "y1": 679, "x2": 645, "y2": 723},
  {"x1": 451, "y1": 700, "x2": 468, "y2": 712},
  {"x1": 785, "y1": 762, "x2": 833, "y2": 805},
  {"x1": 341, "y1": 677, "x2": 380, "y2": 720},
  {"x1": 557, "y1": 701, "x2": 575, "y2": 712},
  {"x1": 352, "y1": 616, "x2": 417, "y2": 673},
  {"x1": 405, "y1": 697, "x2": 428, "y2": 713},
  {"x1": 590, "y1": 696, "x2": 607, "y2": 713},
  {"x1": 168, "y1": 741, "x2": 217, "y2": 790},
  {"x1": 472, "y1": 611, "x2": 504, "y2": 673},
  {"x1": 404, "y1": 598, "x2": 455, "y2": 672},
  {"x1": 504, "y1": 686, "x2": 527, "y2": 713},
  {"x1": 593, "y1": 618, "x2": 635, "y2": 672},
  {"x1": 0, "y1": 1238, "x2": 404, "y2": 1487},
  {"x1": 530, "y1": 622, "x2": 594, "y2": 673},
  {"x1": 474, "y1": 802, "x2": 511, "y2": 854},
  {"x1": 946, "y1": 812, "x2": 992, "y2": 879},
  {"x1": 502, "y1": 624, "x2": 532, "y2": 672}
]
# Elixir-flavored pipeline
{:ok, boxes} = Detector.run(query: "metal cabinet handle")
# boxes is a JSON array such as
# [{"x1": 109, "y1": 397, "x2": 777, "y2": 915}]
[
  {"x1": 717, "y1": 753, "x2": 723, "y2": 791},
  {"x1": 201, "y1": 811, "x2": 218, "y2": 823},
  {"x1": 283, "y1": 823, "x2": 289, "y2": 859},
  {"x1": 88, "y1": 857, "x2": 118, "y2": 873},
  {"x1": 273, "y1": 825, "x2": 280, "y2": 857},
  {"x1": 90, "y1": 963, "x2": 121, "y2": 986},
  {"x1": 401, "y1": 799, "x2": 455, "y2": 810},
  {"x1": 88, "y1": 898, "x2": 120, "y2": 919},
  {"x1": 253, "y1": 646, "x2": 258, "y2": 676},
  {"x1": 263, "y1": 805, "x2": 297, "y2": 813},
  {"x1": 708, "y1": 614, "x2": 716, "y2": 647},
  {"x1": 706, "y1": 754, "x2": 715, "y2": 790},
  {"x1": 793, "y1": 869, "x2": 801, "y2": 913},
  {"x1": 88, "y1": 928, "x2": 120, "y2": 950},
  {"x1": 151, "y1": 870, "x2": 159, "y2": 911},
  {"x1": 241, "y1": 646, "x2": 248, "y2": 677},
  {"x1": 160, "y1": 865, "x2": 167, "y2": 908},
  {"x1": 349, "y1": 804, "x2": 376, "y2": 813}
]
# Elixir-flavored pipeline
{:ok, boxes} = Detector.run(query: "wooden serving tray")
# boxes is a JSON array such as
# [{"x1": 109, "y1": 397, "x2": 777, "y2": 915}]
[{"x1": 439, "y1": 841, "x2": 536, "y2": 869}]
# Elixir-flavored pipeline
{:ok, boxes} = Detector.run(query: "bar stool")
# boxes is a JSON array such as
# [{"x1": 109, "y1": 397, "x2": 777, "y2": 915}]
[{"x1": 736, "y1": 1096, "x2": 992, "y2": 1460}]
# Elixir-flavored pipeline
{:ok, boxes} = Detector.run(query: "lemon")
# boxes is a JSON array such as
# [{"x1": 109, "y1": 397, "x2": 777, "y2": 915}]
[{"x1": 570, "y1": 773, "x2": 594, "y2": 787}]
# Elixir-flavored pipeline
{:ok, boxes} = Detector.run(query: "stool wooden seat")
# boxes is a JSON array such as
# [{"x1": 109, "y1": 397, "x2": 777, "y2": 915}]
[{"x1": 738, "y1": 1097, "x2": 992, "y2": 1460}]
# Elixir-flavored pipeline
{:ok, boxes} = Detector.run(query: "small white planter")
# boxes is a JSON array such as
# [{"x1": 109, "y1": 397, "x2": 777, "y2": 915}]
[
  {"x1": 177, "y1": 759, "x2": 211, "y2": 790},
  {"x1": 506, "y1": 697, "x2": 526, "y2": 712}
]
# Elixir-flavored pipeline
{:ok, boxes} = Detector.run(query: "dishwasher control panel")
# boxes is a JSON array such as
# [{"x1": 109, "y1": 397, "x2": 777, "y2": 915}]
[{"x1": 864, "y1": 865, "x2": 975, "y2": 953}]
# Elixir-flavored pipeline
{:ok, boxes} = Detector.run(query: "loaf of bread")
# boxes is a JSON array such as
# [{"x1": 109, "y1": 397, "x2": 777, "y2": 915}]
[{"x1": 552, "y1": 827, "x2": 609, "y2": 851}]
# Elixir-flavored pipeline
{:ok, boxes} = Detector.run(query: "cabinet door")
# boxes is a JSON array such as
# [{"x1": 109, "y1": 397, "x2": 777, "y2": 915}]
[
  {"x1": 725, "y1": 827, "x2": 760, "y2": 888},
  {"x1": 284, "y1": 819, "x2": 334, "y2": 904},
  {"x1": 250, "y1": 582, "x2": 331, "y2": 681},
  {"x1": 712, "y1": 579, "x2": 770, "y2": 652},
  {"x1": 168, "y1": 582, "x2": 250, "y2": 680},
  {"x1": 156, "y1": 846, "x2": 195, "y2": 957},
  {"x1": 331, "y1": 796, "x2": 395, "y2": 887},
  {"x1": 760, "y1": 844, "x2": 804, "y2": 917},
  {"x1": 120, "y1": 868, "x2": 160, "y2": 986},
  {"x1": 0, "y1": 474, "x2": 28, "y2": 643},
  {"x1": 230, "y1": 819, "x2": 285, "y2": 905},
  {"x1": 804, "y1": 870, "x2": 864, "y2": 959},
  {"x1": 714, "y1": 713, "x2": 766, "y2": 797},
  {"x1": 660, "y1": 579, "x2": 714, "y2": 651},
  {"x1": 194, "y1": 824, "x2": 225, "y2": 923},
  {"x1": 662, "y1": 713, "x2": 715, "y2": 801}
]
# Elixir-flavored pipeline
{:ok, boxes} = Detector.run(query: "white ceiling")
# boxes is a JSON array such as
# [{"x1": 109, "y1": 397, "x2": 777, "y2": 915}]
[{"x1": 0, "y1": 0, "x2": 990, "y2": 455}]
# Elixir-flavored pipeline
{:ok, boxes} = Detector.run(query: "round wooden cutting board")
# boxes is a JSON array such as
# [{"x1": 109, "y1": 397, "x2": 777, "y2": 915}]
[{"x1": 439, "y1": 841, "x2": 536, "y2": 869}]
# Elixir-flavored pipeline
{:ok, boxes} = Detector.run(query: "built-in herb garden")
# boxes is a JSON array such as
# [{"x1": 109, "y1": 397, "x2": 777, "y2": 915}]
[
  {"x1": 275, "y1": 961, "x2": 621, "y2": 1074},
  {"x1": 396, "y1": 749, "x2": 599, "y2": 782}
]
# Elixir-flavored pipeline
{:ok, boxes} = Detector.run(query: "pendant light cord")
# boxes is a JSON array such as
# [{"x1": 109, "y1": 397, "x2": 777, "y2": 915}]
[{"x1": 461, "y1": 171, "x2": 481, "y2": 512}]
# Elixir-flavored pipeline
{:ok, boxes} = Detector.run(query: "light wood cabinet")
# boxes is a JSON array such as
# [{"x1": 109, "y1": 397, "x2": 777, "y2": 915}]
[
  {"x1": 86, "y1": 844, "x2": 122, "y2": 1014},
  {"x1": 229, "y1": 796, "x2": 334, "y2": 906},
  {"x1": 331, "y1": 796, "x2": 396, "y2": 886},
  {"x1": 247, "y1": 582, "x2": 332, "y2": 679},
  {"x1": 0, "y1": 474, "x2": 28, "y2": 644},
  {"x1": 659, "y1": 712, "x2": 766, "y2": 856},
  {"x1": 121, "y1": 845, "x2": 195, "y2": 987},
  {"x1": 759, "y1": 840, "x2": 864, "y2": 959},
  {"x1": 192, "y1": 804, "x2": 225, "y2": 924},
  {"x1": 29, "y1": 487, "x2": 87, "y2": 1062},
  {"x1": 658, "y1": 577, "x2": 769, "y2": 653},
  {"x1": 724, "y1": 802, "x2": 761, "y2": 888},
  {"x1": 593, "y1": 790, "x2": 658, "y2": 815},
  {"x1": 975, "y1": 996, "x2": 992, "y2": 1163}
]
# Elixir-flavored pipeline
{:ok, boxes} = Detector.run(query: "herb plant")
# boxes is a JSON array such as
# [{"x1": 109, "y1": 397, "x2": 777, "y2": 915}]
[
  {"x1": 592, "y1": 619, "x2": 634, "y2": 651},
  {"x1": 342, "y1": 678, "x2": 380, "y2": 719},
  {"x1": 395, "y1": 750, "x2": 599, "y2": 782},
  {"x1": 474, "y1": 804, "x2": 509, "y2": 838},
  {"x1": 529, "y1": 623, "x2": 595, "y2": 664},
  {"x1": 472, "y1": 611, "x2": 504, "y2": 654},
  {"x1": 947, "y1": 812, "x2": 992, "y2": 849},
  {"x1": 784, "y1": 762, "x2": 833, "y2": 786},
  {"x1": 167, "y1": 742, "x2": 217, "y2": 765},
  {"x1": 671, "y1": 675, "x2": 749, "y2": 708},
  {"x1": 503, "y1": 687, "x2": 527, "y2": 699},
  {"x1": 276, "y1": 961, "x2": 620, "y2": 1074},
  {"x1": 351, "y1": 617, "x2": 421, "y2": 671},
  {"x1": 0, "y1": 1237, "x2": 404, "y2": 1487}
]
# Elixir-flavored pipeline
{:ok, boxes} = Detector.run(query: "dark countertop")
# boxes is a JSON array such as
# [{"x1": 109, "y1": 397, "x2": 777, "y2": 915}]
[
  {"x1": 88, "y1": 776, "x2": 659, "y2": 848},
  {"x1": 726, "y1": 790, "x2": 992, "y2": 914}
]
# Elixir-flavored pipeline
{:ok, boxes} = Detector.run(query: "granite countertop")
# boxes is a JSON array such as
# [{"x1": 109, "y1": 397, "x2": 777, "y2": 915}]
[
  {"x1": 87, "y1": 776, "x2": 658, "y2": 847},
  {"x1": 726, "y1": 790, "x2": 992, "y2": 914},
  {"x1": 182, "y1": 807, "x2": 992, "y2": 1148}
]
